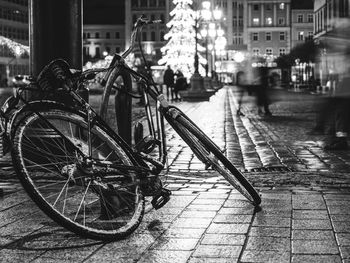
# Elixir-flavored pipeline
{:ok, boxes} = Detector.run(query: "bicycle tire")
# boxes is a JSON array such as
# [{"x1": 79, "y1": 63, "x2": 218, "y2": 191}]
[
  {"x1": 100, "y1": 67, "x2": 132, "y2": 144},
  {"x1": 12, "y1": 108, "x2": 144, "y2": 240},
  {"x1": 165, "y1": 107, "x2": 261, "y2": 206}
]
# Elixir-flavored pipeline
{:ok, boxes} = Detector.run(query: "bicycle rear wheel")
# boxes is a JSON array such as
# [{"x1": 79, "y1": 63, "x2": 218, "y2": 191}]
[
  {"x1": 12, "y1": 108, "x2": 144, "y2": 240},
  {"x1": 165, "y1": 107, "x2": 261, "y2": 206}
]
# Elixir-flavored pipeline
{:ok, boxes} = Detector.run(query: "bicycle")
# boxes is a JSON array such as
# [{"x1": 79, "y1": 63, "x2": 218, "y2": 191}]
[{"x1": 7, "y1": 16, "x2": 261, "y2": 241}]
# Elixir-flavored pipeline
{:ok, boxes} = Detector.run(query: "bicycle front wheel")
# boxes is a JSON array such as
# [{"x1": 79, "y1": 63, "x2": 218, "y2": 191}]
[
  {"x1": 12, "y1": 109, "x2": 144, "y2": 240},
  {"x1": 165, "y1": 107, "x2": 261, "y2": 206}
]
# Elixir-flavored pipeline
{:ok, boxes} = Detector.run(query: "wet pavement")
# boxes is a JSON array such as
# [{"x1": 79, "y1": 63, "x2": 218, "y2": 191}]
[{"x1": 0, "y1": 86, "x2": 350, "y2": 262}]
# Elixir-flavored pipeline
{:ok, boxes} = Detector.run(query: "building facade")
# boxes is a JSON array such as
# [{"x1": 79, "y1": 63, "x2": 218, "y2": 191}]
[
  {"x1": 291, "y1": 2, "x2": 314, "y2": 48},
  {"x1": 0, "y1": 0, "x2": 29, "y2": 83},
  {"x1": 83, "y1": 25, "x2": 125, "y2": 62},
  {"x1": 125, "y1": 0, "x2": 169, "y2": 64},
  {"x1": 246, "y1": 0, "x2": 291, "y2": 59}
]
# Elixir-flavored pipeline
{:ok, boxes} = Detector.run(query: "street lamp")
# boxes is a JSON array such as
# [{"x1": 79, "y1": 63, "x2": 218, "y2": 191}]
[
  {"x1": 201, "y1": 3, "x2": 223, "y2": 79},
  {"x1": 200, "y1": 28, "x2": 209, "y2": 77}
]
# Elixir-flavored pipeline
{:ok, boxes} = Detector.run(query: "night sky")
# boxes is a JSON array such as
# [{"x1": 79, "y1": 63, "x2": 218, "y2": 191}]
[{"x1": 83, "y1": 0, "x2": 125, "y2": 25}]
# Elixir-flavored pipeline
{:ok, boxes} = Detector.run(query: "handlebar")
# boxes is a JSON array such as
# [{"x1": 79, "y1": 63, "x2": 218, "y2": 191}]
[{"x1": 122, "y1": 15, "x2": 161, "y2": 59}]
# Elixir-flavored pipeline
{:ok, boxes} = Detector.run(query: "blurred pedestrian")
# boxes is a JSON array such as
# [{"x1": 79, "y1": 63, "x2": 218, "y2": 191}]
[
  {"x1": 174, "y1": 70, "x2": 187, "y2": 101},
  {"x1": 163, "y1": 65, "x2": 175, "y2": 101},
  {"x1": 235, "y1": 71, "x2": 247, "y2": 116},
  {"x1": 256, "y1": 66, "x2": 272, "y2": 116},
  {"x1": 324, "y1": 61, "x2": 350, "y2": 150}
]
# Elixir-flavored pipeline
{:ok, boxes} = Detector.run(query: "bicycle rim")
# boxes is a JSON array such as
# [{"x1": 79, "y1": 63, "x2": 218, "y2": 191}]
[
  {"x1": 167, "y1": 111, "x2": 261, "y2": 206},
  {"x1": 12, "y1": 109, "x2": 144, "y2": 240}
]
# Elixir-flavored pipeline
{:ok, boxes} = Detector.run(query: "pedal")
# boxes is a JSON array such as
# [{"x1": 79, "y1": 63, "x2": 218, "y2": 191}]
[
  {"x1": 134, "y1": 135, "x2": 160, "y2": 154},
  {"x1": 151, "y1": 188, "x2": 171, "y2": 210}
]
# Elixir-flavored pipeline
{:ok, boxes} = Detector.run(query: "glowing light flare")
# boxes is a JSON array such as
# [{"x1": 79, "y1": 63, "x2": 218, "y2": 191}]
[{"x1": 0, "y1": 36, "x2": 29, "y2": 57}]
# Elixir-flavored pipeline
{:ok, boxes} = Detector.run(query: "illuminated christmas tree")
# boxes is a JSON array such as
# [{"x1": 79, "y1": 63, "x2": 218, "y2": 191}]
[{"x1": 158, "y1": 0, "x2": 205, "y2": 79}]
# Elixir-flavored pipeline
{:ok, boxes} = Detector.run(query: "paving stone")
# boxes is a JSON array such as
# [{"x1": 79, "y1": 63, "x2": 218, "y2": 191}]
[
  {"x1": 150, "y1": 237, "x2": 198, "y2": 251},
  {"x1": 291, "y1": 255, "x2": 342, "y2": 263},
  {"x1": 186, "y1": 204, "x2": 222, "y2": 211},
  {"x1": 191, "y1": 198, "x2": 226, "y2": 205},
  {"x1": 213, "y1": 214, "x2": 253, "y2": 223},
  {"x1": 170, "y1": 218, "x2": 212, "y2": 229},
  {"x1": 188, "y1": 258, "x2": 237, "y2": 263},
  {"x1": 179, "y1": 210, "x2": 217, "y2": 218},
  {"x1": 336, "y1": 233, "x2": 350, "y2": 246},
  {"x1": 340, "y1": 246, "x2": 350, "y2": 258},
  {"x1": 200, "y1": 234, "x2": 245, "y2": 245},
  {"x1": 138, "y1": 250, "x2": 192, "y2": 263},
  {"x1": 223, "y1": 199, "x2": 253, "y2": 208},
  {"x1": 292, "y1": 239, "x2": 339, "y2": 254},
  {"x1": 293, "y1": 210, "x2": 329, "y2": 220},
  {"x1": 292, "y1": 219, "x2": 332, "y2": 230},
  {"x1": 245, "y1": 236, "x2": 290, "y2": 251},
  {"x1": 253, "y1": 216, "x2": 291, "y2": 228},
  {"x1": 241, "y1": 250, "x2": 290, "y2": 263},
  {"x1": 218, "y1": 207, "x2": 255, "y2": 215},
  {"x1": 249, "y1": 226, "x2": 290, "y2": 238},
  {"x1": 207, "y1": 223, "x2": 250, "y2": 234},
  {"x1": 161, "y1": 228, "x2": 206, "y2": 239},
  {"x1": 333, "y1": 221, "x2": 350, "y2": 233},
  {"x1": 292, "y1": 230, "x2": 335, "y2": 240},
  {"x1": 192, "y1": 244, "x2": 242, "y2": 258}
]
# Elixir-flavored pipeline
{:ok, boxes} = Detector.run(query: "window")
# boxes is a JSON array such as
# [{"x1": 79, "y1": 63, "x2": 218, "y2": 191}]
[
  {"x1": 252, "y1": 32, "x2": 258, "y2": 41},
  {"x1": 233, "y1": 16, "x2": 237, "y2": 26},
  {"x1": 239, "y1": 16, "x2": 243, "y2": 26},
  {"x1": 149, "y1": 0, "x2": 156, "y2": 7},
  {"x1": 159, "y1": 0, "x2": 165, "y2": 7},
  {"x1": 142, "y1": 32, "x2": 147, "y2": 41},
  {"x1": 105, "y1": 46, "x2": 110, "y2": 54},
  {"x1": 253, "y1": 48, "x2": 260, "y2": 56},
  {"x1": 151, "y1": 31, "x2": 156, "y2": 41},
  {"x1": 83, "y1": 46, "x2": 89, "y2": 56},
  {"x1": 266, "y1": 48, "x2": 273, "y2": 55},
  {"x1": 160, "y1": 14, "x2": 165, "y2": 23},
  {"x1": 279, "y1": 32, "x2": 285, "y2": 41},
  {"x1": 131, "y1": 0, "x2": 138, "y2": 7},
  {"x1": 160, "y1": 31, "x2": 165, "y2": 41},
  {"x1": 298, "y1": 31, "x2": 304, "y2": 41},
  {"x1": 140, "y1": 0, "x2": 147, "y2": 7},
  {"x1": 106, "y1": 32, "x2": 110, "y2": 39},
  {"x1": 151, "y1": 14, "x2": 155, "y2": 21},
  {"x1": 116, "y1": 47, "x2": 120, "y2": 53},
  {"x1": 115, "y1": 32, "x2": 120, "y2": 39},
  {"x1": 278, "y1": 17, "x2": 285, "y2": 25},
  {"x1": 308, "y1": 31, "x2": 313, "y2": 38},
  {"x1": 253, "y1": 18, "x2": 259, "y2": 25},
  {"x1": 253, "y1": 4, "x2": 259, "y2": 11},
  {"x1": 87, "y1": 33, "x2": 90, "y2": 38},
  {"x1": 297, "y1": 14, "x2": 303, "y2": 23},
  {"x1": 266, "y1": 32, "x2": 271, "y2": 41},
  {"x1": 95, "y1": 32, "x2": 99, "y2": 39},
  {"x1": 279, "y1": 3, "x2": 285, "y2": 9},
  {"x1": 279, "y1": 48, "x2": 286, "y2": 56},
  {"x1": 95, "y1": 47, "x2": 100, "y2": 58},
  {"x1": 308, "y1": 14, "x2": 313, "y2": 23},
  {"x1": 266, "y1": 17, "x2": 273, "y2": 25},
  {"x1": 266, "y1": 4, "x2": 272, "y2": 10}
]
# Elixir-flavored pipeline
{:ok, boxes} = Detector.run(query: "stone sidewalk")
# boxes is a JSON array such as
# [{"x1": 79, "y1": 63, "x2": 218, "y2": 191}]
[{"x1": 0, "y1": 86, "x2": 350, "y2": 262}]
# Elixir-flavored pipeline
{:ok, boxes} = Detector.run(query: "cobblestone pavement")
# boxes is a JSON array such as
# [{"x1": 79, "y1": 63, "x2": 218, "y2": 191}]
[{"x1": 0, "y1": 86, "x2": 349, "y2": 262}]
